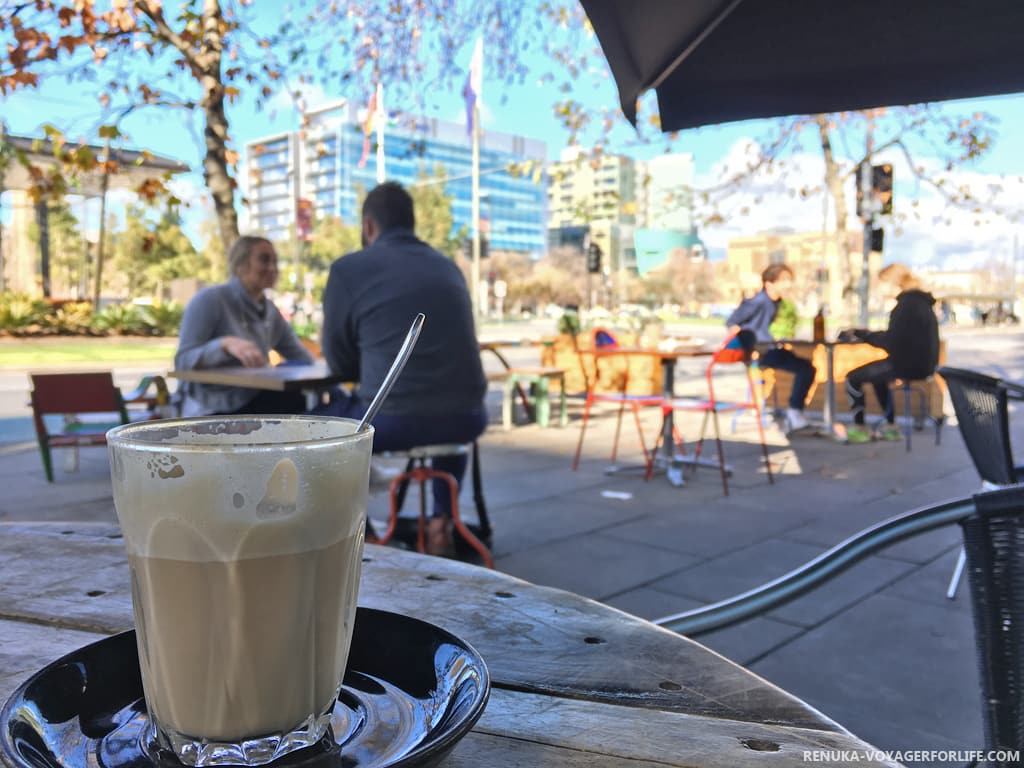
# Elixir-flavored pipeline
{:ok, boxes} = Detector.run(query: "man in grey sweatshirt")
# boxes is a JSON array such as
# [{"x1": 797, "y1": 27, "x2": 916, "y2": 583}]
[{"x1": 320, "y1": 182, "x2": 488, "y2": 555}]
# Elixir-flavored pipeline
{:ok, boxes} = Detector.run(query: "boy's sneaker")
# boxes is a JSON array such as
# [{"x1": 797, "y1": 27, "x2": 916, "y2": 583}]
[
  {"x1": 845, "y1": 426, "x2": 872, "y2": 444},
  {"x1": 875, "y1": 425, "x2": 902, "y2": 442},
  {"x1": 785, "y1": 408, "x2": 809, "y2": 432}
]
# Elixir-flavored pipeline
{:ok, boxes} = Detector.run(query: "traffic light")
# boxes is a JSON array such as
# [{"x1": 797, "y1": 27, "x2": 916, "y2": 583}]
[
  {"x1": 586, "y1": 242, "x2": 602, "y2": 274},
  {"x1": 870, "y1": 227, "x2": 884, "y2": 252},
  {"x1": 872, "y1": 164, "x2": 893, "y2": 215},
  {"x1": 855, "y1": 162, "x2": 894, "y2": 218}
]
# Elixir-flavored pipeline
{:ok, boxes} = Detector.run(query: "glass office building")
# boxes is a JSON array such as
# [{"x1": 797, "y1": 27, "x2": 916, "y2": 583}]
[{"x1": 242, "y1": 100, "x2": 547, "y2": 256}]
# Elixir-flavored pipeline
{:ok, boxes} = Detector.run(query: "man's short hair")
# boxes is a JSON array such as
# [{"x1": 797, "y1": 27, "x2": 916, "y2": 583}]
[
  {"x1": 362, "y1": 182, "x2": 415, "y2": 232},
  {"x1": 761, "y1": 263, "x2": 794, "y2": 285}
]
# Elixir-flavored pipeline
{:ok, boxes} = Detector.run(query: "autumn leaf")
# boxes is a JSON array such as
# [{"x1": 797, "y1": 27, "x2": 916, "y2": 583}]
[{"x1": 225, "y1": 149, "x2": 239, "y2": 165}]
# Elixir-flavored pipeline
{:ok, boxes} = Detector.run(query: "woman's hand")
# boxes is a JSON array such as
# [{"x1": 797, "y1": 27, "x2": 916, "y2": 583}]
[{"x1": 221, "y1": 336, "x2": 268, "y2": 367}]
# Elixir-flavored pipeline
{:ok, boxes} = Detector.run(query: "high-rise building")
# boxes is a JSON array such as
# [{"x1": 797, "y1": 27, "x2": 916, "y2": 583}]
[
  {"x1": 242, "y1": 100, "x2": 547, "y2": 256},
  {"x1": 545, "y1": 148, "x2": 637, "y2": 274},
  {"x1": 633, "y1": 153, "x2": 703, "y2": 275},
  {"x1": 546, "y1": 147, "x2": 636, "y2": 228},
  {"x1": 636, "y1": 153, "x2": 695, "y2": 232}
]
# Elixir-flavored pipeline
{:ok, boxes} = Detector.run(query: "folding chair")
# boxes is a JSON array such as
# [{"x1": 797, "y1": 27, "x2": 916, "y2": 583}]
[
  {"x1": 571, "y1": 331, "x2": 664, "y2": 474},
  {"x1": 30, "y1": 372, "x2": 130, "y2": 483},
  {"x1": 655, "y1": 330, "x2": 773, "y2": 496}
]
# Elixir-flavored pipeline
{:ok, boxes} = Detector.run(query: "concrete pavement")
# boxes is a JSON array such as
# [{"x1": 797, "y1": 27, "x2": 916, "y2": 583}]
[{"x1": 1, "y1": 326, "x2": 1022, "y2": 767}]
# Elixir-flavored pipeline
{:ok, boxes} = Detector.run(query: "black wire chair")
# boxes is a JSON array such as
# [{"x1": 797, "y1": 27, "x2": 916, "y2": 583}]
[
  {"x1": 963, "y1": 487, "x2": 1024, "y2": 764},
  {"x1": 936, "y1": 367, "x2": 1024, "y2": 597},
  {"x1": 655, "y1": 486, "x2": 1024, "y2": 768}
]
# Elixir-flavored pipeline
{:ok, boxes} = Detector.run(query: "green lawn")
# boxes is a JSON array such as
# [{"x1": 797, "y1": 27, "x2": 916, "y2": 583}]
[{"x1": 0, "y1": 337, "x2": 178, "y2": 367}]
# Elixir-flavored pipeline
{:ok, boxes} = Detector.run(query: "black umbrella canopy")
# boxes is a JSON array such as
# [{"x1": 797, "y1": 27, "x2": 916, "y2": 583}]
[{"x1": 580, "y1": 0, "x2": 1024, "y2": 131}]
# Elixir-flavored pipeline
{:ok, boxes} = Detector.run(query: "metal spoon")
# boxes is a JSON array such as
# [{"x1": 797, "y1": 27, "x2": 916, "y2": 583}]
[{"x1": 356, "y1": 313, "x2": 425, "y2": 432}]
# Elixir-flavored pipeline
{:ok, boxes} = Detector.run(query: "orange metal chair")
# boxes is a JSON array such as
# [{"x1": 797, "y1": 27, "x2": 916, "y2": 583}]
[
  {"x1": 571, "y1": 329, "x2": 665, "y2": 474},
  {"x1": 654, "y1": 331, "x2": 774, "y2": 496}
]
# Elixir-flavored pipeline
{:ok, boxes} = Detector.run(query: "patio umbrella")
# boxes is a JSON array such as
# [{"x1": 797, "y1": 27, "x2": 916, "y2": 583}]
[{"x1": 579, "y1": 0, "x2": 1024, "y2": 130}]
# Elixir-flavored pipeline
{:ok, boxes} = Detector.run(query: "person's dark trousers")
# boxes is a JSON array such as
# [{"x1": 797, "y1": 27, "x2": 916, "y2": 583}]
[
  {"x1": 759, "y1": 348, "x2": 816, "y2": 410},
  {"x1": 316, "y1": 392, "x2": 487, "y2": 518},
  {"x1": 845, "y1": 358, "x2": 895, "y2": 426},
  {"x1": 228, "y1": 389, "x2": 307, "y2": 415}
]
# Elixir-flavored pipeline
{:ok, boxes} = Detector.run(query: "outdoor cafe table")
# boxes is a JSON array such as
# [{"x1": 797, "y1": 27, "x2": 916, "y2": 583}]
[
  {"x1": 0, "y1": 522, "x2": 901, "y2": 767},
  {"x1": 596, "y1": 345, "x2": 714, "y2": 487},
  {"x1": 169, "y1": 362, "x2": 347, "y2": 410}
]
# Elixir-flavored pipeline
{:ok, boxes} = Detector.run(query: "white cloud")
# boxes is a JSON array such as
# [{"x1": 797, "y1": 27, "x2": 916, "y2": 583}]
[
  {"x1": 265, "y1": 82, "x2": 332, "y2": 117},
  {"x1": 694, "y1": 138, "x2": 1024, "y2": 270}
]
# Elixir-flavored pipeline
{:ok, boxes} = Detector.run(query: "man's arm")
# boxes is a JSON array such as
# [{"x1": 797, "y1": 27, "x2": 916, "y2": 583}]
[
  {"x1": 321, "y1": 262, "x2": 360, "y2": 381},
  {"x1": 725, "y1": 298, "x2": 753, "y2": 334}
]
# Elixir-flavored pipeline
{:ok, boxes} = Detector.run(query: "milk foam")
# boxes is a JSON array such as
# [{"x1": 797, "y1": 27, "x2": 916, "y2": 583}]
[{"x1": 109, "y1": 417, "x2": 372, "y2": 562}]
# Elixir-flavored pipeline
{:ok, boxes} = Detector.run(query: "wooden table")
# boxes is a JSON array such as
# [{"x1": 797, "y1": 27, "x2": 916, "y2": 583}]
[
  {"x1": 0, "y1": 522, "x2": 899, "y2": 767},
  {"x1": 170, "y1": 362, "x2": 348, "y2": 409}
]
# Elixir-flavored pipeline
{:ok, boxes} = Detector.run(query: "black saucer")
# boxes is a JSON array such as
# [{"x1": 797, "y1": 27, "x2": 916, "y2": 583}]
[{"x1": 1, "y1": 608, "x2": 489, "y2": 768}]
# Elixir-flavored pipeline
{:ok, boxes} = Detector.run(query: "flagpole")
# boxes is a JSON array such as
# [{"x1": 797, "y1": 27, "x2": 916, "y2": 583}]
[
  {"x1": 471, "y1": 99, "x2": 481, "y2": 322},
  {"x1": 375, "y1": 81, "x2": 386, "y2": 183}
]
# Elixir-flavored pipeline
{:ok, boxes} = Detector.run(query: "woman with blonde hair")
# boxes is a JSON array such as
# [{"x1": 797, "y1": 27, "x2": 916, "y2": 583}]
[
  {"x1": 841, "y1": 262, "x2": 939, "y2": 443},
  {"x1": 175, "y1": 236, "x2": 313, "y2": 416}
]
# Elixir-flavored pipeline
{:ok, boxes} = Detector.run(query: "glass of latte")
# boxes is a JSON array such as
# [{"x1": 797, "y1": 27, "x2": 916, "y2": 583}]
[{"x1": 107, "y1": 416, "x2": 373, "y2": 767}]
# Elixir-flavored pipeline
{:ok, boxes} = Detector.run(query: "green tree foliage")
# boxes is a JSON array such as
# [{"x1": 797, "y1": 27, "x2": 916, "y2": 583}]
[
  {"x1": 197, "y1": 217, "x2": 227, "y2": 282},
  {"x1": 409, "y1": 165, "x2": 460, "y2": 258},
  {"x1": 109, "y1": 205, "x2": 207, "y2": 299},
  {"x1": 0, "y1": 1, "x2": 599, "y2": 249},
  {"x1": 26, "y1": 197, "x2": 89, "y2": 298},
  {"x1": 308, "y1": 215, "x2": 361, "y2": 271}
]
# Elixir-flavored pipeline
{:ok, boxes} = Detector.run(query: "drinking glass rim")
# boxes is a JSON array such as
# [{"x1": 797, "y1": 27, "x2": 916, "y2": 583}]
[{"x1": 107, "y1": 415, "x2": 372, "y2": 453}]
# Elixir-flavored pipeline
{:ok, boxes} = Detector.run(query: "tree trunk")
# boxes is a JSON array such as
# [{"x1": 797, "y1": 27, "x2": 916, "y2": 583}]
[
  {"x1": 200, "y1": 1, "x2": 239, "y2": 250},
  {"x1": 203, "y1": 96, "x2": 239, "y2": 249},
  {"x1": 815, "y1": 114, "x2": 853, "y2": 324}
]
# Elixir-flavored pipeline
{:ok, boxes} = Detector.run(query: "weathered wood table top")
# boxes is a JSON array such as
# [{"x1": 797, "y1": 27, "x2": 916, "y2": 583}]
[{"x1": 0, "y1": 522, "x2": 899, "y2": 767}]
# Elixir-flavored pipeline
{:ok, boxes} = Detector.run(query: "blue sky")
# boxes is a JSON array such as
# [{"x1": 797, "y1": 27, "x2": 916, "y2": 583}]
[{"x1": 2, "y1": 17, "x2": 1023, "y2": 269}]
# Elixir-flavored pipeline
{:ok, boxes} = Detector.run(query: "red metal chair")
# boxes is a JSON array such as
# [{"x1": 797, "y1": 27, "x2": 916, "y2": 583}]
[
  {"x1": 30, "y1": 372, "x2": 130, "y2": 483},
  {"x1": 654, "y1": 331, "x2": 774, "y2": 496},
  {"x1": 571, "y1": 330, "x2": 665, "y2": 474}
]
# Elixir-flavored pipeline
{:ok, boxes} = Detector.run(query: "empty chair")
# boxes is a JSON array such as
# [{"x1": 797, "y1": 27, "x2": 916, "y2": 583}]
[
  {"x1": 571, "y1": 331, "x2": 663, "y2": 475},
  {"x1": 655, "y1": 485, "x2": 1024, "y2": 768},
  {"x1": 30, "y1": 372, "x2": 130, "y2": 482},
  {"x1": 960, "y1": 486, "x2": 1024, "y2": 766},
  {"x1": 935, "y1": 366, "x2": 1024, "y2": 598},
  {"x1": 656, "y1": 330, "x2": 773, "y2": 496}
]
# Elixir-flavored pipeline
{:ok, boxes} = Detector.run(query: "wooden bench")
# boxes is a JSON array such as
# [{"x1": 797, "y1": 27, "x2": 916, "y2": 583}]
[{"x1": 488, "y1": 367, "x2": 567, "y2": 429}]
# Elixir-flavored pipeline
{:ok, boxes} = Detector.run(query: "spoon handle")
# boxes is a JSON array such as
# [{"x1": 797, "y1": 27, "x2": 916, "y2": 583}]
[{"x1": 356, "y1": 313, "x2": 426, "y2": 432}]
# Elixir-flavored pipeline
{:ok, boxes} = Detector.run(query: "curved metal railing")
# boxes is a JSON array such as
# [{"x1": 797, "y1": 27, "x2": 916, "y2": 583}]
[{"x1": 655, "y1": 495, "x2": 975, "y2": 637}]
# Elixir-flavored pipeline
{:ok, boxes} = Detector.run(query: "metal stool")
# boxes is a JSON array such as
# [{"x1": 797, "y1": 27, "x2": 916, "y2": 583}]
[
  {"x1": 873, "y1": 377, "x2": 943, "y2": 452},
  {"x1": 375, "y1": 443, "x2": 494, "y2": 568}
]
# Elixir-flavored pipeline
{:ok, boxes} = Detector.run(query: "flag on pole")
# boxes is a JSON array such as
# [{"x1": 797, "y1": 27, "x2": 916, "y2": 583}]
[
  {"x1": 358, "y1": 86, "x2": 377, "y2": 168},
  {"x1": 374, "y1": 81, "x2": 386, "y2": 183},
  {"x1": 462, "y1": 38, "x2": 483, "y2": 135}
]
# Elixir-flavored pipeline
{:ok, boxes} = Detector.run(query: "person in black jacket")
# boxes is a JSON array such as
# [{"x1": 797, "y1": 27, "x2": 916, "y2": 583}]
[{"x1": 842, "y1": 263, "x2": 940, "y2": 443}]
